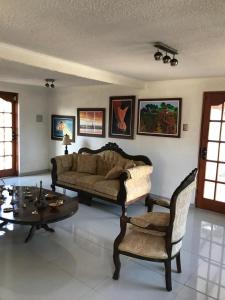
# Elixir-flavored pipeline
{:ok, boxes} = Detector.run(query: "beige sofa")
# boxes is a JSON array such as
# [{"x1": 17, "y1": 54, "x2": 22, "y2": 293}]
[{"x1": 51, "y1": 143, "x2": 153, "y2": 214}]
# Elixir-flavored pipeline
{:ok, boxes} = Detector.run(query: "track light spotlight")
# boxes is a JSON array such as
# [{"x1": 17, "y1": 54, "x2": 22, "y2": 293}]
[
  {"x1": 45, "y1": 79, "x2": 55, "y2": 88},
  {"x1": 154, "y1": 49, "x2": 163, "y2": 61},
  {"x1": 163, "y1": 53, "x2": 171, "y2": 64},
  {"x1": 153, "y1": 42, "x2": 179, "y2": 67},
  {"x1": 170, "y1": 55, "x2": 178, "y2": 66}
]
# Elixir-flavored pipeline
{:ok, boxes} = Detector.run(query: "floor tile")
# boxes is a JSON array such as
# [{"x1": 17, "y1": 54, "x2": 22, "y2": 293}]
[{"x1": 2, "y1": 173, "x2": 225, "y2": 300}]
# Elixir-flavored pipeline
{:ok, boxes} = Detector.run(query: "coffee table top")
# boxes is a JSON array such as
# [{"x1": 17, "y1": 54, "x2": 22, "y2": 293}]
[{"x1": 0, "y1": 186, "x2": 79, "y2": 225}]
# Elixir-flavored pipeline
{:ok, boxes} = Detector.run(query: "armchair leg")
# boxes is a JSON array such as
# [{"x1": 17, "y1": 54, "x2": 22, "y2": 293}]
[
  {"x1": 113, "y1": 250, "x2": 121, "y2": 280},
  {"x1": 145, "y1": 195, "x2": 154, "y2": 212},
  {"x1": 176, "y1": 252, "x2": 182, "y2": 273},
  {"x1": 164, "y1": 260, "x2": 172, "y2": 291}
]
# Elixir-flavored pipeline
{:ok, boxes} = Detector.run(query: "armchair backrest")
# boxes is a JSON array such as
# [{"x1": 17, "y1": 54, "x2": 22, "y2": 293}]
[{"x1": 169, "y1": 168, "x2": 198, "y2": 243}]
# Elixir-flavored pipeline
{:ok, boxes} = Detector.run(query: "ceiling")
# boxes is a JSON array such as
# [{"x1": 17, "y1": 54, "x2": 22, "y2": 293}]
[{"x1": 0, "y1": 0, "x2": 225, "y2": 87}]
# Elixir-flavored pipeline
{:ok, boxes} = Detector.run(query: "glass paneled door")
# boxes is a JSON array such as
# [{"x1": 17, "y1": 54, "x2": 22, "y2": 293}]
[
  {"x1": 197, "y1": 92, "x2": 225, "y2": 213},
  {"x1": 0, "y1": 92, "x2": 18, "y2": 177}
]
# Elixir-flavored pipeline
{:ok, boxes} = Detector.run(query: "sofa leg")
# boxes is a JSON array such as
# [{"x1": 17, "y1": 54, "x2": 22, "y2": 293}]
[
  {"x1": 51, "y1": 184, "x2": 55, "y2": 192},
  {"x1": 78, "y1": 192, "x2": 92, "y2": 206}
]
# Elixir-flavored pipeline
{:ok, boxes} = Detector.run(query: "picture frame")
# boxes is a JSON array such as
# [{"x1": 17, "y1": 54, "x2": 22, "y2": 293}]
[
  {"x1": 77, "y1": 108, "x2": 106, "y2": 137},
  {"x1": 137, "y1": 98, "x2": 182, "y2": 138},
  {"x1": 109, "y1": 95, "x2": 135, "y2": 139},
  {"x1": 51, "y1": 115, "x2": 75, "y2": 141}
]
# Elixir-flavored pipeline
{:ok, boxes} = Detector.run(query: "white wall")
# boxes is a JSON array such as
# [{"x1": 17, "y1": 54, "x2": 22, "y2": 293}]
[
  {"x1": 49, "y1": 77, "x2": 225, "y2": 199},
  {"x1": 0, "y1": 82, "x2": 49, "y2": 174}
]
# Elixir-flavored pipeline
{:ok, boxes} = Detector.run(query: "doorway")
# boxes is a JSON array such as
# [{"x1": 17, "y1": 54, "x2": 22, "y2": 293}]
[
  {"x1": 197, "y1": 91, "x2": 225, "y2": 213},
  {"x1": 0, "y1": 91, "x2": 18, "y2": 177}
]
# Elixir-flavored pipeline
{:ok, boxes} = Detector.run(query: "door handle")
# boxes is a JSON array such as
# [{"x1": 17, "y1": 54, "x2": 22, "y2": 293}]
[
  {"x1": 200, "y1": 147, "x2": 207, "y2": 160},
  {"x1": 12, "y1": 132, "x2": 17, "y2": 141}
]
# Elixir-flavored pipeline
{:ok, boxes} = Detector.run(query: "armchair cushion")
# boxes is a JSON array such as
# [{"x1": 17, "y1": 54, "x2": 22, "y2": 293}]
[{"x1": 118, "y1": 228, "x2": 182, "y2": 259}]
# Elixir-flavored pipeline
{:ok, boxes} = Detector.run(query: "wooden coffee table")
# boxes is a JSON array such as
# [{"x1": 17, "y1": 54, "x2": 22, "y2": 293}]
[{"x1": 0, "y1": 186, "x2": 78, "y2": 243}]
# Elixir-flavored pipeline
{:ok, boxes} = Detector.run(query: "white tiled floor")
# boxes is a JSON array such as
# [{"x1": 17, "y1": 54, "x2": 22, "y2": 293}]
[{"x1": 1, "y1": 173, "x2": 225, "y2": 299}]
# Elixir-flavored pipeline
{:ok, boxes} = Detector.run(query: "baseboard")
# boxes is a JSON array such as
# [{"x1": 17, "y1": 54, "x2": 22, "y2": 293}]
[{"x1": 19, "y1": 169, "x2": 50, "y2": 176}]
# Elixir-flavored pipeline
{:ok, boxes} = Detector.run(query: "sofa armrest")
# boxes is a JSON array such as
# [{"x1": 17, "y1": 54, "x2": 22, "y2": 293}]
[
  {"x1": 51, "y1": 154, "x2": 74, "y2": 180},
  {"x1": 125, "y1": 165, "x2": 153, "y2": 179},
  {"x1": 123, "y1": 165, "x2": 153, "y2": 204}
]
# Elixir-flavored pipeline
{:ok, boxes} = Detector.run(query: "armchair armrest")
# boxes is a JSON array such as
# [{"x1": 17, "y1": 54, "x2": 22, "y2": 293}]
[
  {"x1": 129, "y1": 212, "x2": 170, "y2": 234},
  {"x1": 129, "y1": 219, "x2": 168, "y2": 233},
  {"x1": 148, "y1": 195, "x2": 171, "y2": 209}
]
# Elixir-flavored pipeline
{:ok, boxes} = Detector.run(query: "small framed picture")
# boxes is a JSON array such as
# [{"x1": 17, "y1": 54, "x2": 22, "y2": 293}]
[
  {"x1": 51, "y1": 115, "x2": 75, "y2": 141},
  {"x1": 77, "y1": 108, "x2": 106, "y2": 137},
  {"x1": 137, "y1": 98, "x2": 182, "y2": 138},
  {"x1": 109, "y1": 95, "x2": 135, "y2": 139}
]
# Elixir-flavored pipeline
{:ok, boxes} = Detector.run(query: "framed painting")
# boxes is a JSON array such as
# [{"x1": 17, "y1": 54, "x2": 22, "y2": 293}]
[
  {"x1": 77, "y1": 108, "x2": 105, "y2": 137},
  {"x1": 137, "y1": 98, "x2": 182, "y2": 138},
  {"x1": 109, "y1": 95, "x2": 135, "y2": 139},
  {"x1": 51, "y1": 115, "x2": 75, "y2": 141}
]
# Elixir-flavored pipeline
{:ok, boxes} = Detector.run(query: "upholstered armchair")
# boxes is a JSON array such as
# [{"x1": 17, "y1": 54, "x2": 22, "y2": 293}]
[{"x1": 112, "y1": 168, "x2": 198, "y2": 291}]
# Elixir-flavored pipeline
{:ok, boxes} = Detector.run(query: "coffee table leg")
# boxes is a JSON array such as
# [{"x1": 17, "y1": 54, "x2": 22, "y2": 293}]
[
  {"x1": 25, "y1": 225, "x2": 36, "y2": 243},
  {"x1": 41, "y1": 224, "x2": 55, "y2": 232},
  {"x1": 0, "y1": 221, "x2": 8, "y2": 228}
]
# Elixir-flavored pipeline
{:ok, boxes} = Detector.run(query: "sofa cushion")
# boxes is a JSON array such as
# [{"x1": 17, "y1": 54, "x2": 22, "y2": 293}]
[
  {"x1": 77, "y1": 154, "x2": 97, "y2": 174},
  {"x1": 124, "y1": 160, "x2": 136, "y2": 169},
  {"x1": 58, "y1": 171, "x2": 87, "y2": 185},
  {"x1": 105, "y1": 165, "x2": 124, "y2": 179},
  {"x1": 71, "y1": 153, "x2": 78, "y2": 171},
  {"x1": 76, "y1": 175, "x2": 105, "y2": 189},
  {"x1": 96, "y1": 156, "x2": 113, "y2": 176},
  {"x1": 94, "y1": 179, "x2": 120, "y2": 198}
]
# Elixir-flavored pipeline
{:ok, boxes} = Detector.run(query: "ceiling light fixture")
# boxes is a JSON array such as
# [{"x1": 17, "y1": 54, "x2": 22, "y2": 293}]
[
  {"x1": 154, "y1": 49, "x2": 163, "y2": 61},
  {"x1": 153, "y1": 42, "x2": 179, "y2": 67},
  {"x1": 45, "y1": 79, "x2": 55, "y2": 88}
]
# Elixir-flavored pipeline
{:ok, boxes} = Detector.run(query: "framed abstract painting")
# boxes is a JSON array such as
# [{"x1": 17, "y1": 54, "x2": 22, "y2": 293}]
[
  {"x1": 51, "y1": 115, "x2": 75, "y2": 141},
  {"x1": 109, "y1": 95, "x2": 135, "y2": 139},
  {"x1": 77, "y1": 108, "x2": 105, "y2": 137},
  {"x1": 137, "y1": 98, "x2": 182, "y2": 138}
]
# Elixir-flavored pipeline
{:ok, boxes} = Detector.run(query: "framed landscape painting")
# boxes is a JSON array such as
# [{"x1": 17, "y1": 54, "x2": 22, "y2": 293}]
[
  {"x1": 109, "y1": 95, "x2": 135, "y2": 139},
  {"x1": 51, "y1": 115, "x2": 75, "y2": 141},
  {"x1": 137, "y1": 98, "x2": 182, "y2": 138},
  {"x1": 77, "y1": 108, "x2": 105, "y2": 137}
]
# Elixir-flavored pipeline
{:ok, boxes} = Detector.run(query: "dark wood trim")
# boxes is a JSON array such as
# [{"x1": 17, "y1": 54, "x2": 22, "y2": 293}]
[
  {"x1": 78, "y1": 142, "x2": 152, "y2": 165},
  {"x1": 108, "y1": 95, "x2": 135, "y2": 140},
  {"x1": 77, "y1": 108, "x2": 106, "y2": 138}
]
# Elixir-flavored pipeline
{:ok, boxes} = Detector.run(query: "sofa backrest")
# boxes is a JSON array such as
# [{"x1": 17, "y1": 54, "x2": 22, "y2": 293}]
[{"x1": 78, "y1": 142, "x2": 152, "y2": 168}]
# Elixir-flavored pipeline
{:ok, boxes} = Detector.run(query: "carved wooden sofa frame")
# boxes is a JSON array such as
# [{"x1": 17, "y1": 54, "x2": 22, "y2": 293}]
[{"x1": 51, "y1": 142, "x2": 152, "y2": 215}]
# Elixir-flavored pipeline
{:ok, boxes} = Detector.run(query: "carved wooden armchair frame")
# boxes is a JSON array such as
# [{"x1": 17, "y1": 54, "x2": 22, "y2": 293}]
[{"x1": 113, "y1": 168, "x2": 198, "y2": 291}]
